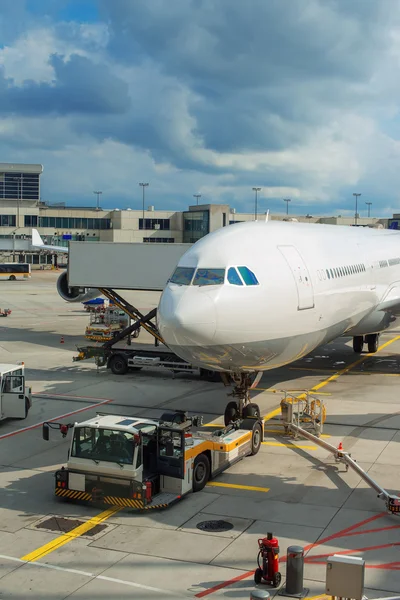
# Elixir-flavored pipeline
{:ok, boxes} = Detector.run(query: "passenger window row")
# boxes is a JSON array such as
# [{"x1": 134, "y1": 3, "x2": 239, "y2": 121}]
[
  {"x1": 169, "y1": 265, "x2": 259, "y2": 286},
  {"x1": 325, "y1": 263, "x2": 366, "y2": 280}
]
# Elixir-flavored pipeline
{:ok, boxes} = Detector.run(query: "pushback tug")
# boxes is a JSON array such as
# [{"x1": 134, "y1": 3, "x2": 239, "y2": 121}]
[{"x1": 43, "y1": 410, "x2": 263, "y2": 510}]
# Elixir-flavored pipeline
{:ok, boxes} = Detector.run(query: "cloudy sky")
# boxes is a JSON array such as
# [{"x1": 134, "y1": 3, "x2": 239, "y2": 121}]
[{"x1": 1, "y1": 0, "x2": 400, "y2": 216}]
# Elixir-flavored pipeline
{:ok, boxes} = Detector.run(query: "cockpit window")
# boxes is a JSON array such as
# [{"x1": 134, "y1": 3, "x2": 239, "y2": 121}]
[
  {"x1": 192, "y1": 268, "x2": 225, "y2": 286},
  {"x1": 169, "y1": 266, "x2": 195, "y2": 285},
  {"x1": 238, "y1": 266, "x2": 259, "y2": 285},
  {"x1": 227, "y1": 267, "x2": 243, "y2": 286}
]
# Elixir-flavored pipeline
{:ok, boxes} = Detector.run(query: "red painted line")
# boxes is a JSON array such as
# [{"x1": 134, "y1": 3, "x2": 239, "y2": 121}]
[
  {"x1": 195, "y1": 571, "x2": 253, "y2": 598},
  {"x1": 196, "y1": 513, "x2": 388, "y2": 596},
  {"x1": 0, "y1": 398, "x2": 113, "y2": 441},
  {"x1": 368, "y1": 562, "x2": 400, "y2": 570},
  {"x1": 33, "y1": 392, "x2": 113, "y2": 402},
  {"x1": 305, "y1": 542, "x2": 399, "y2": 562}
]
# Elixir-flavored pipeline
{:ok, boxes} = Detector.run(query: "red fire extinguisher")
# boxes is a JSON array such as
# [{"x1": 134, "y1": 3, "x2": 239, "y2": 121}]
[{"x1": 254, "y1": 532, "x2": 282, "y2": 587}]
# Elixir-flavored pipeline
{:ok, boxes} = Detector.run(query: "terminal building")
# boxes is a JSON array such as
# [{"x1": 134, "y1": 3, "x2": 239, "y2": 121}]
[{"x1": 0, "y1": 162, "x2": 394, "y2": 266}]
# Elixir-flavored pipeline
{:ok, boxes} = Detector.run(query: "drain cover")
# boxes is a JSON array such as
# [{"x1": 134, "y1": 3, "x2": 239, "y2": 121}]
[
  {"x1": 35, "y1": 516, "x2": 107, "y2": 537},
  {"x1": 196, "y1": 520, "x2": 234, "y2": 532}
]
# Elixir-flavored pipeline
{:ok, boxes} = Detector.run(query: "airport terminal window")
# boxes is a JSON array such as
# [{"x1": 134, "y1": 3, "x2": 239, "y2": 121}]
[
  {"x1": 139, "y1": 219, "x2": 170, "y2": 231},
  {"x1": 193, "y1": 268, "x2": 225, "y2": 286},
  {"x1": 170, "y1": 266, "x2": 195, "y2": 285},
  {"x1": 38, "y1": 217, "x2": 111, "y2": 230},
  {"x1": 238, "y1": 266, "x2": 259, "y2": 285},
  {"x1": 24, "y1": 215, "x2": 38, "y2": 227},
  {"x1": 143, "y1": 237, "x2": 174, "y2": 243},
  {"x1": 227, "y1": 267, "x2": 243, "y2": 285},
  {"x1": 0, "y1": 215, "x2": 16, "y2": 227},
  {"x1": 71, "y1": 427, "x2": 136, "y2": 465}
]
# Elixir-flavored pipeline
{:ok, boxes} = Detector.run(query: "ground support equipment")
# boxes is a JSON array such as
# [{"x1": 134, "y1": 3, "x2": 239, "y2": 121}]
[
  {"x1": 44, "y1": 410, "x2": 263, "y2": 512},
  {"x1": 280, "y1": 392, "x2": 400, "y2": 515}
]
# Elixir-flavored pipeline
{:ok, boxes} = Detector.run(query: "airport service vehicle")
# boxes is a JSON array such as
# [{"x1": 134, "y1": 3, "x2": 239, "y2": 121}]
[
  {"x1": 73, "y1": 288, "x2": 220, "y2": 382},
  {"x1": 0, "y1": 308, "x2": 11, "y2": 317},
  {"x1": 0, "y1": 263, "x2": 31, "y2": 281},
  {"x1": 0, "y1": 363, "x2": 32, "y2": 420},
  {"x1": 84, "y1": 305, "x2": 131, "y2": 343},
  {"x1": 43, "y1": 410, "x2": 263, "y2": 510}
]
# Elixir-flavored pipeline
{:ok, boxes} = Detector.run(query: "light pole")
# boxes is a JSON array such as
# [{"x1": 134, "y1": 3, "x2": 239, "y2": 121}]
[
  {"x1": 353, "y1": 193, "x2": 361, "y2": 225},
  {"x1": 12, "y1": 176, "x2": 21, "y2": 262},
  {"x1": 284, "y1": 198, "x2": 291, "y2": 215},
  {"x1": 366, "y1": 201, "x2": 372, "y2": 218},
  {"x1": 139, "y1": 183, "x2": 149, "y2": 223},
  {"x1": 193, "y1": 194, "x2": 201, "y2": 206},
  {"x1": 93, "y1": 191, "x2": 102, "y2": 211},
  {"x1": 252, "y1": 187, "x2": 261, "y2": 219}
]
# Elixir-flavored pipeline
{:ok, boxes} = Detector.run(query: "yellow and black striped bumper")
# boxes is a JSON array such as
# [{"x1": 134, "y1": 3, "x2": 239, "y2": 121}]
[{"x1": 55, "y1": 487, "x2": 172, "y2": 510}]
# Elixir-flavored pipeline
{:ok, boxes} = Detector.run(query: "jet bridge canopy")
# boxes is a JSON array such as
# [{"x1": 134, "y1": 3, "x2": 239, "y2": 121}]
[{"x1": 67, "y1": 242, "x2": 191, "y2": 291}]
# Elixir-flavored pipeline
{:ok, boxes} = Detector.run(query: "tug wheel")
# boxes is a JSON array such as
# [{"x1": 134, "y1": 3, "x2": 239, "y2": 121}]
[
  {"x1": 251, "y1": 422, "x2": 262, "y2": 455},
  {"x1": 224, "y1": 401, "x2": 239, "y2": 426},
  {"x1": 193, "y1": 453, "x2": 210, "y2": 492},
  {"x1": 254, "y1": 568, "x2": 263, "y2": 585}
]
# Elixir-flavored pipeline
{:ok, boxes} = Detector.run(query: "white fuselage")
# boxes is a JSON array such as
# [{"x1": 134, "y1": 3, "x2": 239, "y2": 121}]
[{"x1": 157, "y1": 221, "x2": 400, "y2": 372}]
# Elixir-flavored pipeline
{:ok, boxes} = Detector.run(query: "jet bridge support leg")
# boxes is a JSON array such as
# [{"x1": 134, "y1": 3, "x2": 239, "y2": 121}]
[{"x1": 280, "y1": 394, "x2": 400, "y2": 516}]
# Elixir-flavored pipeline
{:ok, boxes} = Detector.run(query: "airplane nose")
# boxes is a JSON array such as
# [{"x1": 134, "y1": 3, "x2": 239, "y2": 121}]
[{"x1": 157, "y1": 288, "x2": 217, "y2": 346}]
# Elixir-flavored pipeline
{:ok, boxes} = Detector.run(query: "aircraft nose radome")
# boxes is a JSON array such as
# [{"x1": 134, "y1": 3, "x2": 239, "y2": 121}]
[{"x1": 157, "y1": 289, "x2": 217, "y2": 346}]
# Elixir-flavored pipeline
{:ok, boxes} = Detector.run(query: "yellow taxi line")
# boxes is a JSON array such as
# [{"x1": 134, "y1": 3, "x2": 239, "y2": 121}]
[
  {"x1": 207, "y1": 482, "x2": 270, "y2": 493},
  {"x1": 262, "y1": 441, "x2": 318, "y2": 450},
  {"x1": 21, "y1": 506, "x2": 121, "y2": 563}
]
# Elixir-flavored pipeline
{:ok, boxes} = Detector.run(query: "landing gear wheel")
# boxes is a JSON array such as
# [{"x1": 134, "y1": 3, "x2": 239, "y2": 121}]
[
  {"x1": 224, "y1": 401, "x2": 239, "y2": 426},
  {"x1": 193, "y1": 453, "x2": 210, "y2": 492},
  {"x1": 353, "y1": 336, "x2": 363, "y2": 353},
  {"x1": 251, "y1": 422, "x2": 262, "y2": 456},
  {"x1": 366, "y1": 333, "x2": 379, "y2": 353},
  {"x1": 273, "y1": 572, "x2": 282, "y2": 588},
  {"x1": 254, "y1": 568, "x2": 263, "y2": 585},
  {"x1": 243, "y1": 403, "x2": 260, "y2": 419},
  {"x1": 109, "y1": 354, "x2": 128, "y2": 375}
]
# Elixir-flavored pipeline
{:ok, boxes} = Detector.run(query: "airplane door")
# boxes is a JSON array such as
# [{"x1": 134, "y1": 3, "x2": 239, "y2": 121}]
[{"x1": 278, "y1": 245, "x2": 315, "y2": 310}]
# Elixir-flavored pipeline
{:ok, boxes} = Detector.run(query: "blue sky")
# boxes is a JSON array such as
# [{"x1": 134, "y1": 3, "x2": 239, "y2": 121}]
[{"x1": 1, "y1": 1, "x2": 400, "y2": 216}]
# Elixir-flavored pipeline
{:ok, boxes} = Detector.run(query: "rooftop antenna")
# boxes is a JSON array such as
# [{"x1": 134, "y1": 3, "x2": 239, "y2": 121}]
[{"x1": 265, "y1": 209, "x2": 269, "y2": 222}]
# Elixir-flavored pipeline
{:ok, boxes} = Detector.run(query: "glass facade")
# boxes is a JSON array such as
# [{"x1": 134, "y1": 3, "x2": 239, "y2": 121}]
[
  {"x1": 139, "y1": 218, "x2": 170, "y2": 230},
  {"x1": 0, "y1": 172, "x2": 40, "y2": 200},
  {"x1": 0, "y1": 215, "x2": 16, "y2": 227},
  {"x1": 183, "y1": 210, "x2": 209, "y2": 243},
  {"x1": 32, "y1": 216, "x2": 111, "y2": 229}
]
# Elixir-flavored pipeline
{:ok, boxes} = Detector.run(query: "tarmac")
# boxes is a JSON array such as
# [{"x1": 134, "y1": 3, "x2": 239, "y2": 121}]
[{"x1": 0, "y1": 270, "x2": 399, "y2": 599}]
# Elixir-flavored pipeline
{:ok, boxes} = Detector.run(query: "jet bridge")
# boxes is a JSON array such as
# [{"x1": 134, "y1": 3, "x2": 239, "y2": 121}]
[
  {"x1": 280, "y1": 393, "x2": 400, "y2": 516},
  {"x1": 68, "y1": 241, "x2": 190, "y2": 291}
]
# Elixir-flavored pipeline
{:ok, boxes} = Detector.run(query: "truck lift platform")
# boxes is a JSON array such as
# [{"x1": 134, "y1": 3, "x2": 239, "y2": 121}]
[
  {"x1": 73, "y1": 288, "x2": 220, "y2": 381},
  {"x1": 280, "y1": 392, "x2": 400, "y2": 516},
  {"x1": 43, "y1": 410, "x2": 263, "y2": 511}
]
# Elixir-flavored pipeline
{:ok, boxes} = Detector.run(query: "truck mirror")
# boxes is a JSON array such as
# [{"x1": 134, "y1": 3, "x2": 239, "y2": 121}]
[{"x1": 43, "y1": 423, "x2": 49, "y2": 441}]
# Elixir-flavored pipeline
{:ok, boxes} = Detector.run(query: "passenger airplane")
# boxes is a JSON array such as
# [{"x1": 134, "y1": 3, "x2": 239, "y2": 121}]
[
  {"x1": 32, "y1": 222, "x2": 400, "y2": 422},
  {"x1": 157, "y1": 220, "x2": 400, "y2": 369}
]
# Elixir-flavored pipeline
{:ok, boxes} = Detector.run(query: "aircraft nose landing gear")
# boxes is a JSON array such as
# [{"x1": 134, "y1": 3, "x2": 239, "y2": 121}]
[{"x1": 223, "y1": 372, "x2": 263, "y2": 426}]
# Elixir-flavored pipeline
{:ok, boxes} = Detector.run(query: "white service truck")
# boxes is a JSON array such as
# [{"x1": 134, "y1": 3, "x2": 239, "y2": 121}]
[{"x1": 0, "y1": 363, "x2": 32, "y2": 421}]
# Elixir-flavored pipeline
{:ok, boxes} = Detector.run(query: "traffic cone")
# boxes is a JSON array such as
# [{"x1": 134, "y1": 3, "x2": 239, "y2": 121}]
[
  {"x1": 337, "y1": 442, "x2": 343, "y2": 451},
  {"x1": 60, "y1": 336, "x2": 64, "y2": 344}
]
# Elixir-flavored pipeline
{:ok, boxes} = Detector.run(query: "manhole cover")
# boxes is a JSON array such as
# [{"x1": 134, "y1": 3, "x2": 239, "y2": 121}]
[
  {"x1": 196, "y1": 520, "x2": 234, "y2": 532},
  {"x1": 35, "y1": 516, "x2": 107, "y2": 537}
]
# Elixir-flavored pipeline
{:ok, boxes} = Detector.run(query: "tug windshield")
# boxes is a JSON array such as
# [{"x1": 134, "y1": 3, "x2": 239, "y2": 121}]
[{"x1": 71, "y1": 427, "x2": 136, "y2": 465}]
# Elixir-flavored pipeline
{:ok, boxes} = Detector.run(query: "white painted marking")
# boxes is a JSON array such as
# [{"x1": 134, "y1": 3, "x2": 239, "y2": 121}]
[
  {"x1": 0, "y1": 398, "x2": 113, "y2": 441},
  {"x1": 0, "y1": 554, "x2": 188, "y2": 596}
]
